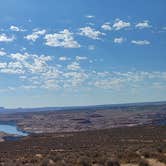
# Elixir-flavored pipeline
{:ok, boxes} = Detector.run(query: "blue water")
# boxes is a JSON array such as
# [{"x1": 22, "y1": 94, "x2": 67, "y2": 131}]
[{"x1": 0, "y1": 124, "x2": 27, "y2": 136}]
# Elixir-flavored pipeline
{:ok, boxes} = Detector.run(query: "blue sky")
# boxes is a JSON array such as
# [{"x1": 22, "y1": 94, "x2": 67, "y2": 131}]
[{"x1": 0, "y1": 0, "x2": 166, "y2": 108}]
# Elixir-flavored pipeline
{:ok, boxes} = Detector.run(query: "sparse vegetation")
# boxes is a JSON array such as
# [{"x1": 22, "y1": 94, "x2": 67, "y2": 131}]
[
  {"x1": 157, "y1": 154, "x2": 166, "y2": 164},
  {"x1": 106, "y1": 160, "x2": 120, "y2": 166},
  {"x1": 0, "y1": 126, "x2": 166, "y2": 165},
  {"x1": 139, "y1": 159, "x2": 149, "y2": 166}
]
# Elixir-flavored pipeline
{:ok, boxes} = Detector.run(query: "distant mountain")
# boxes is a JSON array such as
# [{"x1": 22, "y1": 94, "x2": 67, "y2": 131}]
[
  {"x1": 0, "y1": 107, "x2": 5, "y2": 112},
  {"x1": 0, "y1": 101, "x2": 166, "y2": 114}
]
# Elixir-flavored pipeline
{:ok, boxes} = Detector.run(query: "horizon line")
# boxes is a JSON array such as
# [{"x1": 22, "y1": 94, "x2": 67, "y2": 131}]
[{"x1": 1, "y1": 100, "x2": 166, "y2": 110}]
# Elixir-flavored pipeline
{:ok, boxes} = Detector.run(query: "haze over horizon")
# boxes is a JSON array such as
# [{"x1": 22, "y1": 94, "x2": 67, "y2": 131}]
[
  {"x1": 0, "y1": 0, "x2": 166, "y2": 108},
  {"x1": 1, "y1": 100, "x2": 166, "y2": 110}
]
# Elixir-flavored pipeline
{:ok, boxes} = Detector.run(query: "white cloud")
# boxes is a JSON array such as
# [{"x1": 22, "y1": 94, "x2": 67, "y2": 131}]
[
  {"x1": 67, "y1": 62, "x2": 80, "y2": 71},
  {"x1": 10, "y1": 26, "x2": 20, "y2": 31},
  {"x1": 10, "y1": 25, "x2": 25, "y2": 32},
  {"x1": 114, "y1": 37, "x2": 125, "y2": 44},
  {"x1": 87, "y1": 22, "x2": 95, "y2": 26},
  {"x1": 44, "y1": 29, "x2": 80, "y2": 48},
  {"x1": 92, "y1": 71, "x2": 166, "y2": 90},
  {"x1": 76, "y1": 56, "x2": 87, "y2": 61},
  {"x1": 24, "y1": 29, "x2": 46, "y2": 42},
  {"x1": 0, "y1": 34, "x2": 15, "y2": 42},
  {"x1": 5, "y1": 52, "x2": 52, "y2": 74},
  {"x1": 101, "y1": 22, "x2": 112, "y2": 31},
  {"x1": 41, "y1": 79, "x2": 60, "y2": 90},
  {"x1": 0, "y1": 61, "x2": 24, "y2": 74},
  {"x1": 113, "y1": 19, "x2": 131, "y2": 30},
  {"x1": 1, "y1": 47, "x2": 166, "y2": 91},
  {"x1": 94, "y1": 79, "x2": 123, "y2": 89},
  {"x1": 0, "y1": 50, "x2": 166, "y2": 92},
  {"x1": 85, "y1": 15, "x2": 95, "y2": 18},
  {"x1": 0, "y1": 51, "x2": 87, "y2": 89},
  {"x1": 79, "y1": 26, "x2": 105, "y2": 40},
  {"x1": 0, "y1": 62, "x2": 7, "y2": 68},
  {"x1": 135, "y1": 20, "x2": 152, "y2": 29},
  {"x1": 135, "y1": 21, "x2": 151, "y2": 29},
  {"x1": 59, "y1": 56, "x2": 69, "y2": 61},
  {"x1": 131, "y1": 40, "x2": 150, "y2": 45},
  {"x1": 63, "y1": 71, "x2": 88, "y2": 87},
  {"x1": 10, "y1": 52, "x2": 29, "y2": 61},
  {"x1": 0, "y1": 50, "x2": 6, "y2": 56},
  {"x1": 0, "y1": 68, "x2": 24, "y2": 74},
  {"x1": 28, "y1": 55, "x2": 52, "y2": 73}
]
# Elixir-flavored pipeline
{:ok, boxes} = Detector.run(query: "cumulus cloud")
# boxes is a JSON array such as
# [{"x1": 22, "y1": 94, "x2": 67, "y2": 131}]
[
  {"x1": 0, "y1": 50, "x2": 6, "y2": 56},
  {"x1": 41, "y1": 79, "x2": 60, "y2": 90},
  {"x1": 75, "y1": 56, "x2": 87, "y2": 61},
  {"x1": 10, "y1": 25, "x2": 25, "y2": 32},
  {"x1": 101, "y1": 22, "x2": 112, "y2": 31},
  {"x1": 0, "y1": 62, "x2": 7, "y2": 68},
  {"x1": 10, "y1": 52, "x2": 29, "y2": 61},
  {"x1": 44, "y1": 29, "x2": 80, "y2": 48},
  {"x1": 0, "y1": 50, "x2": 166, "y2": 91},
  {"x1": 113, "y1": 19, "x2": 131, "y2": 30},
  {"x1": 24, "y1": 29, "x2": 46, "y2": 42},
  {"x1": 79, "y1": 26, "x2": 105, "y2": 40},
  {"x1": 0, "y1": 52, "x2": 52, "y2": 75},
  {"x1": 94, "y1": 79, "x2": 123, "y2": 89},
  {"x1": 135, "y1": 21, "x2": 151, "y2": 29},
  {"x1": 59, "y1": 56, "x2": 68, "y2": 61},
  {"x1": 0, "y1": 33, "x2": 15, "y2": 42},
  {"x1": 131, "y1": 40, "x2": 150, "y2": 45},
  {"x1": 114, "y1": 37, "x2": 125, "y2": 44},
  {"x1": 0, "y1": 60, "x2": 24, "y2": 74},
  {"x1": 92, "y1": 71, "x2": 166, "y2": 90},
  {"x1": 63, "y1": 71, "x2": 88, "y2": 87},
  {"x1": 67, "y1": 62, "x2": 80, "y2": 71}
]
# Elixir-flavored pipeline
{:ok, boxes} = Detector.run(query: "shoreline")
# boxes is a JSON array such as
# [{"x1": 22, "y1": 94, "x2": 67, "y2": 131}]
[{"x1": 0, "y1": 122, "x2": 29, "y2": 141}]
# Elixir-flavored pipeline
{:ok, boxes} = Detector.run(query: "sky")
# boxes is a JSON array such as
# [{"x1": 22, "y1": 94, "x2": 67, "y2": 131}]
[{"x1": 0, "y1": 0, "x2": 166, "y2": 108}]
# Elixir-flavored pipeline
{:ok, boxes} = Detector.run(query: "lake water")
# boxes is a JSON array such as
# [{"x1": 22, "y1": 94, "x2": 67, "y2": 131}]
[{"x1": 0, "y1": 124, "x2": 27, "y2": 136}]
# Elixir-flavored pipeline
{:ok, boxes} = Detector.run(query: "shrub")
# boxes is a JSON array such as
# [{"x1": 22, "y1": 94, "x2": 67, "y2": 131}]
[
  {"x1": 47, "y1": 153, "x2": 62, "y2": 162},
  {"x1": 123, "y1": 152, "x2": 140, "y2": 163},
  {"x1": 41, "y1": 158, "x2": 49, "y2": 166},
  {"x1": 139, "y1": 159, "x2": 149, "y2": 166},
  {"x1": 142, "y1": 152, "x2": 150, "y2": 158},
  {"x1": 77, "y1": 156, "x2": 91, "y2": 166},
  {"x1": 157, "y1": 154, "x2": 166, "y2": 164},
  {"x1": 106, "y1": 160, "x2": 120, "y2": 166}
]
